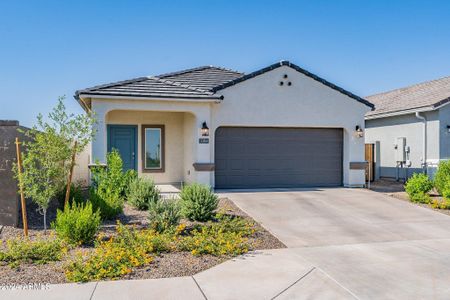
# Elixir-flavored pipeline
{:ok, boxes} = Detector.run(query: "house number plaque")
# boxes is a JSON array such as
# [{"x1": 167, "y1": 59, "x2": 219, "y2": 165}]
[{"x1": 199, "y1": 138, "x2": 209, "y2": 144}]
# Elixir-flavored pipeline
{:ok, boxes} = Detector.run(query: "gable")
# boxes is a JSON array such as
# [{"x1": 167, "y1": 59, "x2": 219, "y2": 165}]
[
  {"x1": 211, "y1": 65, "x2": 370, "y2": 129},
  {"x1": 214, "y1": 61, "x2": 373, "y2": 109}
]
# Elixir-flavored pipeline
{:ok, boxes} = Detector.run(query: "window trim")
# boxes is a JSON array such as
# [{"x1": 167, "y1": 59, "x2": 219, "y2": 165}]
[{"x1": 141, "y1": 125, "x2": 165, "y2": 173}]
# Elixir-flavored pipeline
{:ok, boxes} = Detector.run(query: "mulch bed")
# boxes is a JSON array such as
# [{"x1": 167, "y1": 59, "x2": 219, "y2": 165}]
[
  {"x1": 370, "y1": 178, "x2": 450, "y2": 216},
  {"x1": 0, "y1": 198, "x2": 285, "y2": 284}
]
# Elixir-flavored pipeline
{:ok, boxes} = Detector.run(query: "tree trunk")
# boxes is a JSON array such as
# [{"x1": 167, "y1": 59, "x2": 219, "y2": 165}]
[{"x1": 43, "y1": 208, "x2": 47, "y2": 233}]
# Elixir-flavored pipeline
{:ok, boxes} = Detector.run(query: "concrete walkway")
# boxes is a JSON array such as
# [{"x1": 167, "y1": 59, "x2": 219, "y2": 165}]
[{"x1": 3, "y1": 188, "x2": 450, "y2": 299}]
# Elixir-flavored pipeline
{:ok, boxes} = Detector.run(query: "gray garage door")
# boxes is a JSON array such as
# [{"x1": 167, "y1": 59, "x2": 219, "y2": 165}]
[{"x1": 215, "y1": 127, "x2": 343, "y2": 189}]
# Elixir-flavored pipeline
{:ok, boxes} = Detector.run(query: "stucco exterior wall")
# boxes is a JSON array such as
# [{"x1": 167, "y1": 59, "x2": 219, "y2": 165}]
[
  {"x1": 212, "y1": 65, "x2": 370, "y2": 187},
  {"x1": 91, "y1": 99, "x2": 211, "y2": 185},
  {"x1": 365, "y1": 111, "x2": 439, "y2": 179},
  {"x1": 183, "y1": 112, "x2": 196, "y2": 184},
  {"x1": 89, "y1": 66, "x2": 370, "y2": 188},
  {"x1": 105, "y1": 110, "x2": 188, "y2": 184},
  {"x1": 73, "y1": 144, "x2": 90, "y2": 186},
  {"x1": 439, "y1": 104, "x2": 450, "y2": 160}
]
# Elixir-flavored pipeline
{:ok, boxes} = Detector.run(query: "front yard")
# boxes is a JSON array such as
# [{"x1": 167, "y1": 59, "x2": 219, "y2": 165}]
[
  {"x1": 0, "y1": 198, "x2": 284, "y2": 284},
  {"x1": 370, "y1": 178, "x2": 450, "y2": 216}
]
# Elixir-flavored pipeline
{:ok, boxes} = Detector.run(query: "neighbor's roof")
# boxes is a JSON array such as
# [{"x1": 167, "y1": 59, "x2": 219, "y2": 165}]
[
  {"x1": 75, "y1": 61, "x2": 373, "y2": 109},
  {"x1": 366, "y1": 76, "x2": 450, "y2": 119}
]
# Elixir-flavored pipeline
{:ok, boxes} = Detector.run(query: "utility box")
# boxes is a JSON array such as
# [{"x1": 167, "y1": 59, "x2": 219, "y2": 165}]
[{"x1": 395, "y1": 137, "x2": 406, "y2": 163}]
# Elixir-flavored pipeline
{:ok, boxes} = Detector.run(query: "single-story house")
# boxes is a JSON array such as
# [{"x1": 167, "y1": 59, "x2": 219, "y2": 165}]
[
  {"x1": 365, "y1": 76, "x2": 450, "y2": 180},
  {"x1": 75, "y1": 61, "x2": 374, "y2": 189}
]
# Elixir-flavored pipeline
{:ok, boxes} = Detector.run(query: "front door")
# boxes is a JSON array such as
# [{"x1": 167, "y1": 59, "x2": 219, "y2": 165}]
[{"x1": 107, "y1": 125, "x2": 137, "y2": 171}]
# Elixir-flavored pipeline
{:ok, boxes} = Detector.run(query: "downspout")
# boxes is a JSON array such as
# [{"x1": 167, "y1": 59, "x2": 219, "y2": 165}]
[{"x1": 415, "y1": 112, "x2": 427, "y2": 174}]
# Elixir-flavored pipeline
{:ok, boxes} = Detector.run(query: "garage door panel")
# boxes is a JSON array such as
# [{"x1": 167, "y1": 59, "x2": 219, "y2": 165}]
[{"x1": 215, "y1": 127, "x2": 343, "y2": 188}]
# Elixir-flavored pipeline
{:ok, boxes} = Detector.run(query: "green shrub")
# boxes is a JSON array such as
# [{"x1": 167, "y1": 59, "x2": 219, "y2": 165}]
[
  {"x1": 52, "y1": 202, "x2": 101, "y2": 245},
  {"x1": 0, "y1": 237, "x2": 65, "y2": 268},
  {"x1": 410, "y1": 192, "x2": 431, "y2": 204},
  {"x1": 148, "y1": 199, "x2": 181, "y2": 233},
  {"x1": 405, "y1": 173, "x2": 433, "y2": 203},
  {"x1": 122, "y1": 169, "x2": 138, "y2": 197},
  {"x1": 180, "y1": 184, "x2": 218, "y2": 221},
  {"x1": 89, "y1": 188, "x2": 123, "y2": 220},
  {"x1": 90, "y1": 150, "x2": 129, "y2": 219},
  {"x1": 127, "y1": 177, "x2": 160, "y2": 210},
  {"x1": 434, "y1": 160, "x2": 450, "y2": 195},
  {"x1": 55, "y1": 183, "x2": 86, "y2": 208}
]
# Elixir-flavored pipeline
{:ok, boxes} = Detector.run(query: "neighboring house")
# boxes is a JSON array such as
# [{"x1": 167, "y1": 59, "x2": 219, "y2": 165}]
[
  {"x1": 75, "y1": 61, "x2": 373, "y2": 189},
  {"x1": 365, "y1": 76, "x2": 450, "y2": 180}
]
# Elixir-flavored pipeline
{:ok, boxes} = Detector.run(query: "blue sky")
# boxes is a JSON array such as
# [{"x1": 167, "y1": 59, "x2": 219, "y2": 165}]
[{"x1": 1, "y1": 0, "x2": 450, "y2": 127}]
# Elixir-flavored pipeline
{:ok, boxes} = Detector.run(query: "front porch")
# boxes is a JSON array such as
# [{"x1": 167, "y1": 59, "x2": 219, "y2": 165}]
[{"x1": 90, "y1": 98, "x2": 216, "y2": 187}]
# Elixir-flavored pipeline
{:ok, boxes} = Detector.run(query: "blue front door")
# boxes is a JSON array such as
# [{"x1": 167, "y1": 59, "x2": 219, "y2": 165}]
[{"x1": 107, "y1": 125, "x2": 137, "y2": 171}]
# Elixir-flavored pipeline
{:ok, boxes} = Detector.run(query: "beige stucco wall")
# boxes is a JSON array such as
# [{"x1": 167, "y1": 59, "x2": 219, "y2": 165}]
[
  {"x1": 106, "y1": 110, "x2": 189, "y2": 184},
  {"x1": 72, "y1": 144, "x2": 90, "y2": 186}
]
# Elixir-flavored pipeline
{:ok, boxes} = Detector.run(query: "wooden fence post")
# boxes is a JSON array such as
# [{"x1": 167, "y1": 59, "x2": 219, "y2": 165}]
[
  {"x1": 64, "y1": 141, "x2": 78, "y2": 208},
  {"x1": 15, "y1": 137, "x2": 28, "y2": 237}
]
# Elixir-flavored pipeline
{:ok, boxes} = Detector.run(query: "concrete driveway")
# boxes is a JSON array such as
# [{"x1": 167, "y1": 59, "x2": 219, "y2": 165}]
[{"x1": 209, "y1": 188, "x2": 450, "y2": 299}]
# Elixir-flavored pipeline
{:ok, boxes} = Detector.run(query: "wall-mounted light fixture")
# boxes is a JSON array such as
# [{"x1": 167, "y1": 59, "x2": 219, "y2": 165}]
[
  {"x1": 201, "y1": 121, "x2": 209, "y2": 136},
  {"x1": 447, "y1": 125, "x2": 450, "y2": 133},
  {"x1": 355, "y1": 125, "x2": 364, "y2": 138}
]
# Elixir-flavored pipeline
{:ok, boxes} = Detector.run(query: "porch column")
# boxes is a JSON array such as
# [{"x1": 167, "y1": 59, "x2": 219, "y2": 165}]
[
  {"x1": 91, "y1": 103, "x2": 108, "y2": 164},
  {"x1": 192, "y1": 108, "x2": 213, "y2": 186}
]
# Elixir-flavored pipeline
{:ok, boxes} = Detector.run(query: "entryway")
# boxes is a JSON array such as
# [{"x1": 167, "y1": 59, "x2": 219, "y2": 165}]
[{"x1": 107, "y1": 125, "x2": 137, "y2": 171}]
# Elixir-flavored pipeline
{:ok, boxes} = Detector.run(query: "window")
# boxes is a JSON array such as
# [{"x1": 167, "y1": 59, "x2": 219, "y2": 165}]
[{"x1": 142, "y1": 125, "x2": 164, "y2": 172}]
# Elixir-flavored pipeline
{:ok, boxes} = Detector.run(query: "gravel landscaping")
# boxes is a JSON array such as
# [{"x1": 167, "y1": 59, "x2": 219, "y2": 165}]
[
  {"x1": 0, "y1": 198, "x2": 285, "y2": 284},
  {"x1": 370, "y1": 178, "x2": 450, "y2": 216}
]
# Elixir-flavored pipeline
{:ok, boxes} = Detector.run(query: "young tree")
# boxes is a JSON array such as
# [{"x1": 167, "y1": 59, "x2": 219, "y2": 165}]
[{"x1": 14, "y1": 96, "x2": 95, "y2": 231}]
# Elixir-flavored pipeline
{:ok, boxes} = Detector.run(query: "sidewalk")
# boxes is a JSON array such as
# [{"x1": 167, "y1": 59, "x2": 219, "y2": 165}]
[{"x1": 0, "y1": 249, "x2": 354, "y2": 300}]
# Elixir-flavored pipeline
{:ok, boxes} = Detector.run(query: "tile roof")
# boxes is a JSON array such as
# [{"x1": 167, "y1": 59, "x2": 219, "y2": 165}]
[
  {"x1": 75, "y1": 76, "x2": 221, "y2": 100},
  {"x1": 75, "y1": 61, "x2": 372, "y2": 109},
  {"x1": 366, "y1": 76, "x2": 450, "y2": 118},
  {"x1": 157, "y1": 66, "x2": 243, "y2": 91}
]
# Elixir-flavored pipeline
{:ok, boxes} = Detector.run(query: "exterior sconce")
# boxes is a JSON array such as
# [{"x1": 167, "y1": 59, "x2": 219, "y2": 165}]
[
  {"x1": 355, "y1": 125, "x2": 364, "y2": 138},
  {"x1": 447, "y1": 125, "x2": 450, "y2": 133},
  {"x1": 201, "y1": 121, "x2": 209, "y2": 136}
]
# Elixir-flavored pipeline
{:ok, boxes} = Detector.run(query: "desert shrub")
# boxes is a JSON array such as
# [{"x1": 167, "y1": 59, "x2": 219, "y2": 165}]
[
  {"x1": 127, "y1": 177, "x2": 160, "y2": 210},
  {"x1": 431, "y1": 198, "x2": 450, "y2": 210},
  {"x1": 52, "y1": 202, "x2": 101, "y2": 245},
  {"x1": 89, "y1": 150, "x2": 129, "y2": 219},
  {"x1": 180, "y1": 184, "x2": 218, "y2": 221},
  {"x1": 410, "y1": 192, "x2": 431, "y2": 204},
  {"x1": 434, "y1": 160, "x2": 450, "y2": 195},
  {"x1": 89, "y1": 149, "x2": 130, "y2": 219},
  {"x1": 65, "y1": 223, "x2": 174, "y2": 282},
  {"x1": 122, "y1": 169, "x2": 138, "y2": 197},
  {"x1": 405, "y1": 173, "x2": 433, "y2": 203},
  {"x1": 179, "y1": 225, "x2": 249, "y2": 257},
  {"x1": 55, "y1": 183, "x2": 86, "y2": 208},
  {"x1": 148, "y1": 199, "x2": 181, "y2": 233},
  {"x1": 178, "y1": 215, "x2": 254, "y2": 256},
  {"x1": 215, "y1": 213, "x2": 256, "y2": 237},
  {"x1": 89, "y1": 188, "x2": 123, "y2": 220},
  {"x1": 0, "y1": 237, "x2": 65, "y2": 268}
]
